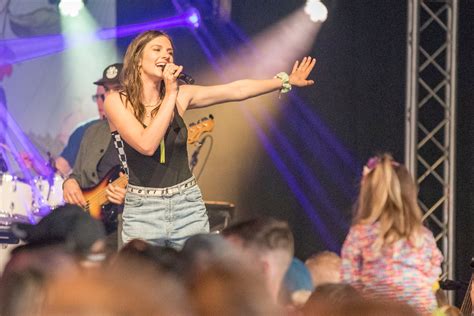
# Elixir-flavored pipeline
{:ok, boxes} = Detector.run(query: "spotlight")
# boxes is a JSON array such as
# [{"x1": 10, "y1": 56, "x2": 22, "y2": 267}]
[
  {"x1": 57, "y1": 0, "x2": 85, "y2": 17},
  {"x1": 186, "y1": 7, "x2": 201, "y2": 29},
  {"x1": 304, "y1": 0, "x2": 328, "y2": 23}
]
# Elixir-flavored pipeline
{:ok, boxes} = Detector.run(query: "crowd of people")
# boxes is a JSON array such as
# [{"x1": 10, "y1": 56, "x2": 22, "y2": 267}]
[
  {"x1": 0, "y1": 29, "x2": 471, "y2": 315},
  {"x1": 1, "y1": 154, "x2": 471, "y2": 315}
]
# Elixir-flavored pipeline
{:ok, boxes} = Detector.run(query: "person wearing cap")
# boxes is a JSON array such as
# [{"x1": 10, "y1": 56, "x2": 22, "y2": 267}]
[
  {"x1": 60, "y1": 64, "x2": 127, "y2": 250},
  {"x1": 55, "y1": 63, "x2": 124, "y2": 177}
]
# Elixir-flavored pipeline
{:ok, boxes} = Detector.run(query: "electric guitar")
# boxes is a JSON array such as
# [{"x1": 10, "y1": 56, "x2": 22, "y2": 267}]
[
  {"x1": 460, "y1": 261, "x2": 474, "y2": 315},
  {"x1": 81, "y1": 166, "x2": 128, "y2": 229},
  {"x1": 188, "y1": 115, "x2": 215, "y2": 145}
]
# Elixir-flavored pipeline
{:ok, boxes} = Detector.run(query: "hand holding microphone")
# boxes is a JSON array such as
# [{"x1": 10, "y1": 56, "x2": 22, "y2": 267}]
[
  {"x1": 162, "y1": 63, "x2": 183, "y2": 91},
  {"x1": 161, "y1": 63, "x2": 194, "y2": 85}
]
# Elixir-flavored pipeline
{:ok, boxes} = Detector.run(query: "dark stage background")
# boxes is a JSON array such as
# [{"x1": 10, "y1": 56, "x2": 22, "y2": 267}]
[{"x1": 116, "y1": 0, "x2": 473, "y2": 303}]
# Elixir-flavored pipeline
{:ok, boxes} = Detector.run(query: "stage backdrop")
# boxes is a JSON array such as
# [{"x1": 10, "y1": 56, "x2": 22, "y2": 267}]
[{"x1": 1, "y1": 0, "x2": 118, "y2": 160}]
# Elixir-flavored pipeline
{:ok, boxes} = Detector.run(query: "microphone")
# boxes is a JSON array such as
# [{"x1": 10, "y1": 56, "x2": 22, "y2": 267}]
[
  {"x1": 157, "y1": 64, "x2": 195, "y2": 84},
  {"x1": 439, "y1": 279, "x2": 469, "y2": 291},
  {"x1": 178, "y1": 72, "x2": 195, "y2": 85}
]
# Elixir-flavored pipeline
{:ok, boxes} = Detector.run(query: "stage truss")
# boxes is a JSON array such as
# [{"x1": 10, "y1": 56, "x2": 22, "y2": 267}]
[{"x1": 405, "y1": 0, "x2": 458, "y2": 296}]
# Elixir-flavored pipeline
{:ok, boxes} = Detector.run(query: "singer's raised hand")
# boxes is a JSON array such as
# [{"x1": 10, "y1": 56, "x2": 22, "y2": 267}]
[{"x1": 289, "y1": 56, "x2": 316, "y2": 87}]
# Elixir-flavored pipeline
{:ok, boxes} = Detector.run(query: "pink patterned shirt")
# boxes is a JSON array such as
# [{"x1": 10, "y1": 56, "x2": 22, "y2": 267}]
[{"x1": 341, "y1": 222, "x2": 443, "y2": 315}]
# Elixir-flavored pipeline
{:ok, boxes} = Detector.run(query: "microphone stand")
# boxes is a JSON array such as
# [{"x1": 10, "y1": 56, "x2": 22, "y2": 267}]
[{"x1": 190, "y1": 138, "x2": 207, "y2": 173}]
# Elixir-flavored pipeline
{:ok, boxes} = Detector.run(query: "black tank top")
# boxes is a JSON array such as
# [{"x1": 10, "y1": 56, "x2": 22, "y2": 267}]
[{"x1": 123, "y1": 109, "x2": 192, "y2": 188}]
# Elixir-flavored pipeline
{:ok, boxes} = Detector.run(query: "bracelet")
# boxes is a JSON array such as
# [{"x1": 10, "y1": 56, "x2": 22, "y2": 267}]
[{"x1": 274, "y1": 72, "x2": 292, "y2": 94}]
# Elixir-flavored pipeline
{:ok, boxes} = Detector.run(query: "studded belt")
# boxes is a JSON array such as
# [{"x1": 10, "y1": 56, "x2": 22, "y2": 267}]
[{"x1": 127, "y1": 177, "x2": 197, "y2": 196}]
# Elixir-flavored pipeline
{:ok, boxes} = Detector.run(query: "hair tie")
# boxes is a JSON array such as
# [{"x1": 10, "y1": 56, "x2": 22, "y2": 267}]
[{"x1": 274, "y1": 72, "x2": 292, "y2": 97}]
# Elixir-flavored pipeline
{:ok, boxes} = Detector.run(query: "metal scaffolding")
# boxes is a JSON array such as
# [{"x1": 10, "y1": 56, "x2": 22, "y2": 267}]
[{"x1": 405, "y1": 0, "x2": 458, "y2": 296}]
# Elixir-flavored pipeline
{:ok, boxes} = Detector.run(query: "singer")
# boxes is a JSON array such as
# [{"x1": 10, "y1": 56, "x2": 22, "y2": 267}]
[{"x1": 105, "y1": 30, "x2": 316, "y2": 249}]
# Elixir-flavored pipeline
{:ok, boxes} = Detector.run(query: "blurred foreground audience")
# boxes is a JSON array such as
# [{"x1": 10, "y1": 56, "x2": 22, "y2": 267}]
[{"x1": 0, "y1": 193, "x2": 469, "y2": 315}]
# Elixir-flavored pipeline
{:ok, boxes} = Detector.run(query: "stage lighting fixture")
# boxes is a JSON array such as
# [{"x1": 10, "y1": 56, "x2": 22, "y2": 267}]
[
  {"x1": 304, "y1": 0, "x2": 328, "y2": 23},
  {"x1": 187, "y1": 7, "x2": 201, "y2": 28},
  {"x1": 58, "y1": 0, "x2": 85, "y2": 17}
]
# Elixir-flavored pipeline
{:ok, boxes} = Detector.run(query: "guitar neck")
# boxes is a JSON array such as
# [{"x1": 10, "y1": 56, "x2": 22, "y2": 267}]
[
  {"x1": 84, "y1": 175, "x2": 128, "y2": 209},
  {"x1": 94, "y1": 176, "x2": 128, "y2": 205},
  {"x1": 460, "y1": 273, "x2": 474, "y2": 315}
]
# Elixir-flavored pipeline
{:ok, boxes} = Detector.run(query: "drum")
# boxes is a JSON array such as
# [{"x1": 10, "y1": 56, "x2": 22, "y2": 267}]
[
  {"x1": 32, "y1": 174, "x2": 65, "y2": 214},
  {"x1": 0, "y1": 243, "x2": 22, "y2": 275},
  {"x1": 0, "y1": 173, "x2": 33, "y2": 222}
]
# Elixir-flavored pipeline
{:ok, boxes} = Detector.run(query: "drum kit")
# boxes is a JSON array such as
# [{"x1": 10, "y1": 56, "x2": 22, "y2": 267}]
[
  {"x1": 0, "y1": 144, "x2": 64, "y2": 232},
  {"x1": 0, "y1": 172, "x2": 64, "y2": 226},
  {"x1": 0, "y1": 165, "x2": 65, "y2": 271}
]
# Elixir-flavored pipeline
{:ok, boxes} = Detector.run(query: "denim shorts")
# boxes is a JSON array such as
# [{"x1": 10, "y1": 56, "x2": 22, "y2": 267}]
[{"x1": 122, "y1": 177, "x2": 209, "y2": 250}]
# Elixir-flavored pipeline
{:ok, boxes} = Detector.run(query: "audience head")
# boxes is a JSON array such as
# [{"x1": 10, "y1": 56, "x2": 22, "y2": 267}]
[
  {"x1": 302, "y1": 283, "x2": 362, "y2": 315},
  {"x1": 222, "y1": 216, "x2": 294, "y2": 255},
  {"x1": 305, "y1": 251, "x2": 342, "y2": 287},
  {"x1": 0, "y1": 268, "x2": 46, "y2": 316},
  {"x1": 189, "y1": 262, "x2": 284, "y2": 316},
  {"x1": 41, "y1": 260, "x2": 190, "y2": 316},
  {"x1": 355, "y1": 153, "x2": 423, "y2": 249},
  {"x1": 1, "y1": 244, "x2": 80, "y2": 316},
  {"x1": 181, "y1": 233, "x2": 240, "y2": 277},
  {"x1": 11, "y1": 204, "x2": 106, "y2": 263},
  {"x1": 112, "y1": 239, "x2": 183, "y2": 278},
  {"x1": 222, "y1": 216, "x2": 294, "y2": 301},
  {"x1": 316, "y1": 298, "x2": 420, "y2": 316}
]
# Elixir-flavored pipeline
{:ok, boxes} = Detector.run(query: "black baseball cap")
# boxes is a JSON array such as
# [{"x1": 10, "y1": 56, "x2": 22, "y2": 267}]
[
  {"x1": 93, "y1": 63, "x2": 123, "y2": 86},
  {"x1": 11, "y1": 204, "x2": 106, "y2": 255}
]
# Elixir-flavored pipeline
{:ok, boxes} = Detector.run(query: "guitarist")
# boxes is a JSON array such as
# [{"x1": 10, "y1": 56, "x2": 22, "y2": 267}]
[{"x1": 62, "y1": 64, "x2": 127, "y2": 251}]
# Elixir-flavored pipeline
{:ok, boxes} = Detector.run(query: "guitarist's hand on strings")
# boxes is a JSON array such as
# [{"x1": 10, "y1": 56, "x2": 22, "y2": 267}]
[
  {"x1": 105, "y1": 172, "x2": 126, "y2": 204},
  {"x1": 63, "y1": 178, "x2": 87, "y2": 207}
]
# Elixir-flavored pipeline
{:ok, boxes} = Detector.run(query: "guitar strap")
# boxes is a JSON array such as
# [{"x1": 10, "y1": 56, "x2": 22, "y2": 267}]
[{"x1": 111, "y1": 131, "x2": 129, "y2": 176}]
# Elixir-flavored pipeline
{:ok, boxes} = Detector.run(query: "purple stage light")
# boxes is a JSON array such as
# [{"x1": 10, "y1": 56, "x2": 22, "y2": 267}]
[
  {"x1": 3, "y1": 109, "x2": 52, "y2": 179},
  {"x1": 4, "y1": 134, "x2": 45, "y2": 224},
  {"x1": 290, "y1": 94, "x2": 360, "y2": 173},
  {"x1": 260, "y1": 105, "x2": 349, "y2": 229},
  {"x1": 186, "y1": 7, "x2": 201, "y2": 28},
  {"x1": 225, "y1": 19, "x2": 361, "y2": 180},
  {"x1": 183, "y1": 13, "x2": 339, "y2": 248},
  {"x1": 190, "y1": 31, "x2": 218, "y2": 68},
  {"x1": 242, "y1": 107, "x2": 339, "y2": 250},
  {"x1": 97, "y1": 11, "x2": 193, "y2": 40},
  {"x1": 284, "y1": 105, "x2": 358, "y2": 199},
  {"x1": 1, "y1": 9, "x2": 199, "y2": 65},
  {"x1": 2, "y1": 108, "x2": 54, "y2": 222}
]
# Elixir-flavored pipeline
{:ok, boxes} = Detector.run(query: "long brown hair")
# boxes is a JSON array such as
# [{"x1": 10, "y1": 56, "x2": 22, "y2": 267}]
[
  {"x1": 354, "y1": 153, "x2": 423, "y2": 249},
  {"x1": 121, "y1": 30, "x2": 173, "y2": 122}
]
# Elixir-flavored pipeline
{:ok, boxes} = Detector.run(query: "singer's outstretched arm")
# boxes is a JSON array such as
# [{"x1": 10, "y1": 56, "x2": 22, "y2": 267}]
[{"x1": 177, "y1": 57, "x2": 316, "y2": 111}]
